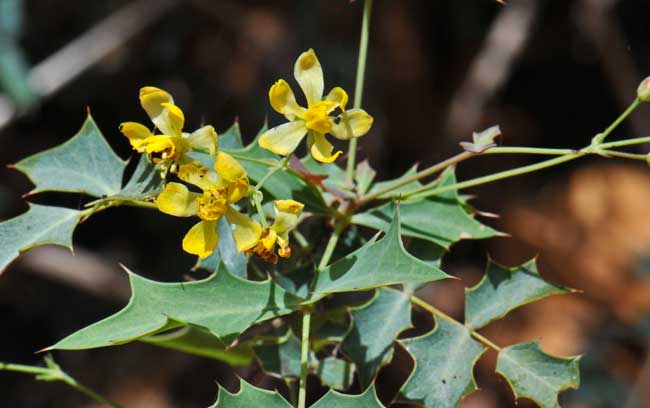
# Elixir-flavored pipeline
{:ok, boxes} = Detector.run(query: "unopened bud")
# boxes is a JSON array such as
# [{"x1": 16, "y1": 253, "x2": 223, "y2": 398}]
[{"x1": 637, "y1": 76, "x2": 650, "y2": 102}]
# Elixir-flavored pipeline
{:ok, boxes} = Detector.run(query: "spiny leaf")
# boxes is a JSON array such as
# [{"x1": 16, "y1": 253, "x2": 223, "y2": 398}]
[
  {"x1": 195, "y1": 218, "x2": 247, "y2": 277},
  {"x1": 0, "y1": 204, "x2": 81, "y2": 272},
  {"x1": 15, "y1": 114, "x2": 126, "y2": 197},
  {"x1": 219, "y1": 122, "x2": 244, "y2": 149},
  {"x1": 398, "y1": 317, "x2": 487, "y2": 408},
  {"x1": 311, "y1": 385, "x2": 385, "y2": 408},
  {"x1": 142, "y1": 324, "x2": 253, "y2": 365},
  {"x1": 352, "y1": 168, "x2": 500, "y2": 250},
  {"x1": 313, "y1": 208, "x2": 450, "y2": 294},
  {"x1": 496, "y1": 341, "x2": 580, "y2": 408},
  {"x1": 118, "y1": 155, "x2": 163, "y2": 199},
  {"x1": 211, "y1": 379, "x2": 292, "y2": 408},
  {"x1": 48, "y1": 263, "x2": 303, "y2": 351},
  {"x1": 254, "y1": 330, "x2": 310, "y2": 379},
  {"x1": 341, "y1": 288, "x2": 412, "y2": 387},
  {"x1": 465, "y1": 258, "x2": 574, "y2": 330},
  {"x1": 317, "y1": 357, "x2": 354, "y2": 391}
]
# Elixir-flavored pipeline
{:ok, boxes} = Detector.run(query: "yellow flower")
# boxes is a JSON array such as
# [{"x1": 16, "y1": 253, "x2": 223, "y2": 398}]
[
  {"x1": 120, "y1": 86, "x2": 217, "y2": 171},
  {"x1": 247, "y1": 200, "x2": 304, "y2": 263},
  {"x1": 259, "y1": 49, "x2": 374, "y2": 163},
  {"x1": 154, "y1": 152, "x2": 261, "y2": 259}
]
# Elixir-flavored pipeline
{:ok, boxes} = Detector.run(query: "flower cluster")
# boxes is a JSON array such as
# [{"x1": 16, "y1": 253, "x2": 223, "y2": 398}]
[{"x1": 121, "y1": 50, "x2": 371, "y2": 261}]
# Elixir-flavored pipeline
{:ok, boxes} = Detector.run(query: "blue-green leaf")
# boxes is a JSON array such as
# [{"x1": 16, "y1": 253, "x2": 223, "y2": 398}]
[
  {"x1": 15, "y1": 115, "x2": 127, "y2": 197},
  {"x1": 311, "y1": 385, "x2": 385, "y2": 408},
  {"x1": 118, "y1": 155, "x2": 163, "y2": 199},
  {"x1": 341, "y1": 288, "x2": 412, "y2": 387},
  {"x1": 211, "y1": 380, "x2": 292, "y2": 408},
  {"x1": 496, "y1": 341, "x2": 580, "y2": 408},
  {"x1": 398, "y1": 317, "x2": 486, "y2": 408},
  {"x1": 313, "y1": 209, "x2": 449, "y2": 295},
  {"x1": 0, "y1": 204, "x2": 81, "y2": 272},
  {"x1": 465, "y1": 258, "x2": 574, "y2": 330},
  {"x1": 317, "y1": 357, "x2": 354, "y2": 391},
  {"x1": 48, "y1": 264, "x2": 303, "y2": 351}
]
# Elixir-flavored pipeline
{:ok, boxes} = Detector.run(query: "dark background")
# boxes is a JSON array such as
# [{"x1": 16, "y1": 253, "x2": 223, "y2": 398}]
[{"x1": 1, "y1": 0, "x2": 650, "y2": 406}]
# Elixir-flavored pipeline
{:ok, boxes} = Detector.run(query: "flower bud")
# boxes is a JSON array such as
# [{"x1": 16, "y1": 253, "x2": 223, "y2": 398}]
[{"x1": 637, "y1": 76, "x2": 650, "y2": 102}]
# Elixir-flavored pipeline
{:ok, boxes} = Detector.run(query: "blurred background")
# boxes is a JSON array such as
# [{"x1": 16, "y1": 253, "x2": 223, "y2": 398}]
[{"x1": 1, "y1": 0, "x2": 650, "y2": 406}]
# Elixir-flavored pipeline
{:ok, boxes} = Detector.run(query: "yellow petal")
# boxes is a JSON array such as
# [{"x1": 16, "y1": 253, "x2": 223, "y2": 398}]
[
  {"x1": 330, "y1": 109, "x2": 374, "y2": 140},
  {"x1": 258, "y1": 121, "x2": 307, "y2": 156},
  {"x1": 178, "y1": 163, "x2": 219, "y2": 191},
  {"x1": 159, "y1": 102, "x2": 185, "y2": 138},
  {"x1": 225, "y1": 207, "x2": 263, "y2": 252},
  {"x1": 325, "y1": 87, "x2": 349, "y2": 111},
  {"x1": 139, "y1": 87, "x2": 175, "y2": 135},
  {"x1": 119, "y1": 122, "x2": 153, "y2": 150},
  {"x1": 187, "y1": 125, "x2": 218, "y2": 155},
  {"x1": 142, "y1": 135, "x2": 178, "y2": 157},
  {"x1": 225, "y1": 178, "x2": 249, "y2": 204},
  {"x1": 215, "y1": 151, "x2": 247, "y2": 183},
  {"x1": 307, "y1": 132, "x2": 341, "y2": 163},
  {"x1": 182, "y1": 220, "x2": 219, "y2": 259},
  {"x1": 269, "y1": 79, "x2": 305, "y2": 120},
  {"x1": 155, "y1": 182, "x2": 200, "y2": 217},
  {"x1": 294, "y1": 49, "x2": 324, "y2": 106},
  {"x1": 271, "y1": 199, "x2": 303, "y2": 247}
]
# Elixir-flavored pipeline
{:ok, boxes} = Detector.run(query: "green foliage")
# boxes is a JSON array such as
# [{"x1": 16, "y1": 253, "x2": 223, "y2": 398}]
[
  {"x1": 465, "y1": 258, "x2": 573, "y2": 329},
  {"x1": 341, "y1": 288, "x2": 412, "y2": 387},
  {"x1": 0, "y1": 204, "x2": 80, "y2": 272},
  {"x1": 254, "y1": 330, "x2": 308, "y2": 379},
  {"x1": 317, "y1": 357, "x2": 354, "y2": 391},
  {"x1": 211, "y1": 380, "x2": 292, "y2": 408},
  {"x1": 312, "y1": 209, "x2": 449, "y2": 294},
  {"x1": 48, "y1": 264, "x2": 303, "y2": 350},
  {"x1": 118, "y1": 154, "x2": 163, "y2": 199},
  {"x1": 352, "y1": 168, "x2": 500, "y2": 250},
  {"x1": 310, "y1": 386, "x2": 384, "y2": 408},
  {"x1": 15, "y1": 115, "x2": 127, "y2": 197},
  {"x1": 496, "y1": 341, "x2": 581, "y2": 408},
  {"x1": 398, "y1": 317, "x2": 486, "y2": 408}
]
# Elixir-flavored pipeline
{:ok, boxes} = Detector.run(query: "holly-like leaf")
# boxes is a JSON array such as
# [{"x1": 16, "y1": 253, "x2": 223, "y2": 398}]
[
  {"x1": 223, "y1": 128, "x2": 330, "y2": 215},
  {"x1": 48, "y1": 263, "x2": 303, "y2": 351},
  {"x1": 118, "y1": 155, "x2": 163, "y2": 199},
  {"x1": 312, "y1": 209, "x2": 449, "y2": 295},
  {"x1": 15, "y1": 115, "x2": 126, "y2": 197},
  {"x1": 142, "y1": 324, "x2": 253, "y2": 365},
  {"x1": 365, "y1": 164, "x2": 422, "y2": 199},
  {"x1": 465, "y1": 258, "x2": 574, "y2": 330},
  {"x1": 0, "y1": 204, "x2": 81, "y2": 272},
  {"x1": 342, "y1": 288, "x2": 412, "y2": 387},
  {"x1": 254, "y1": 331, "x2": 307, "y2": 379},
  {"x1": 352, "y1": 168, "x2": 499, "y2": 250},
  {"x1": 459, "y1": 125, "x2": 501, "y2": 153},
  {"x1": 311, "y1": 385, "x2": 385, "y2": 408},
  {"x1": 211, "y1": 379, "x2": 292, "y2": 408},
  {"x1": 318, "y1": 357, "x2": 354, "y2": 391},
  {"x1": 398, "y1": 317, "x2": 486, "y2": 408},
  {"x1": 195, "y1": 218, "x2": 247, "y2": 277},
  {"x1": 496, "y1": 341, "x2": 580, "y2": 408},
  {"x1": 219, "y1": 122, "x2": 244, "y2": 149}
]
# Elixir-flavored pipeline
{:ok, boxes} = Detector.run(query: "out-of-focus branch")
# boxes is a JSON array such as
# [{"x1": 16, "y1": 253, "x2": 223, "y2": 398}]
[
  {"x1": 0, "y1": 0, "x2": 179, "y2": 131},
  {"x1": 444, "y1": 0, "x2": 539, "y2": 140}
]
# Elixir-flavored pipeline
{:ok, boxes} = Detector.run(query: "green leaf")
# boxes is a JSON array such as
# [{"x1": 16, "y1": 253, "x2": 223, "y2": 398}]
[
  {"x1": 465, "y1": 258, "x2": 574, "y2": 330},
  {"x1": 48, "y1": 263, "x2": 303, "y2": 351},
  {"x1": 211, "y1": 380, "x2": 292, "y2": 408},
  {"x1": 341, "y1": 288, "x2": 412, "y2": 387},
  {"x1": 398, "y1": 317, "x2": 486, "y2": 408},
  {"x1": 496, "y1": 341, "x2": 580, "y2": 408},
  {"x1": 311, "y1": 385, "x2": 385, "y2": 408},
  {"x1": 459, "y1": 125, "x2": 501, "y2": 153},
  {"x1": 118, "y1": 155, "x2": 163, "y2": 199},
  {"x1": 0, "y1": 204, "x2": 81, "y2": 272},
  {"x1": 317, "y1": 357, "x2": 354, "y2": 391},
  {"x1": 352, "y1": 168, "x2": 499, "y2": 250},
  {"x1": 219, "y1": 122, "x2": 244, "y2": 149},
  {"x1": 224, "y1": 128, "x2": 330, "y2": 215},
  {"x1": 142, "y1": 324, "x2": 254, "y2": 365},
  {"x1": 313, "y1": 209, "x2": 449, "y2": 295},
  {"x1": 254, "y1": 331, "x2": 306, "y2": 379},
  {"x1": 15, "y1": 115, "x2": 127, "y2": 197}
]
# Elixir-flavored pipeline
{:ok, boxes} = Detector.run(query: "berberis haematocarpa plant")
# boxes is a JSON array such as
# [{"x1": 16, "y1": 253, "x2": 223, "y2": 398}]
[{"x1": 5, "y1": 1, "x2": 650, "y2": 407}]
